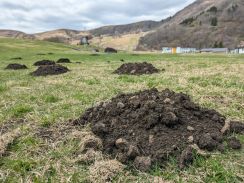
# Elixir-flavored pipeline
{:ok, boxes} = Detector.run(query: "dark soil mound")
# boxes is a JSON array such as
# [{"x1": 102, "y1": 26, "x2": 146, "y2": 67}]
[
  {"x1": 105, "y1": 47, "x2": 117, "y2": 53},
  {"x1": 31, "y1": 64, "x2": 69, "y2": 76},
  {"x1": 74, "y1": 88, "x2": 231, "y2": 170},
  {"x1": 5, "y1": 63, "x2": 28, "y2": 70},
  {"x1": 114, "y1": 62, "x2": 159, "y2": 75},
  {"x1": 57, "y1": 58, "x2": 71, "y2": 63},
  {"x1": 34, "y1": 60, "x2": 56, "y2": 66},
  {"x1": 229, "y1": 121, "x2": 244, "y2": 134}
]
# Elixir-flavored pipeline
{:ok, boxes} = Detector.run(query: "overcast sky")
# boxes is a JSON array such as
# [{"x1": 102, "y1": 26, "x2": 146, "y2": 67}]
[{"x1": 0, "y1": 0, "x2": 195, "y2": 33}]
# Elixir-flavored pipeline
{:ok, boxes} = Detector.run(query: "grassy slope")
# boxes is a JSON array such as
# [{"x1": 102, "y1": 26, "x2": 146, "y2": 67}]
[{"x1": 0, "y1": 38, "x2": 243, "y2": 182}]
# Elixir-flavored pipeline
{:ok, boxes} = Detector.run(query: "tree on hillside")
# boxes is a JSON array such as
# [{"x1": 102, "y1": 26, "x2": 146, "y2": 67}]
[{"x1": 211, "y1": 17, "x2": 218, "y2": 26}]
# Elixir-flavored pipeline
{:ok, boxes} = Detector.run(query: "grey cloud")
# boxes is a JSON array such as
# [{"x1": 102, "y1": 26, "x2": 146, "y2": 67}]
[{"x1": 0, "y1": 0, "x2": 195, "y2": 33}]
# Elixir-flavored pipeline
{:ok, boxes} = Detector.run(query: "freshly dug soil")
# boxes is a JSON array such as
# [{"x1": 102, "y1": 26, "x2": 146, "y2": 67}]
[
  {"x1": 31, "y1": 64, "x2": 69, "y2": 76},
  {"x1": 5, "y1": 63, "x2": 28, "y2": 70},
  {"x1": 227, "y1": 137, "x2": 242, "y2": 150},
  {"x1": 114, "y1": 62, "x2": 159, "y2": 75},
  {"x1": 34, "y1": 60, "x2": 56, "y2": 66},
  {"x1": 229, "y1": 121, "x2": 244, "y2": 134},
  {"x1": 57, "y1": 58, "x2": 71, "y2": 63},
  {"x1": 105, "y1": 47, "x2": 117, "y2": 53},
  {"x1": 74, "y1": 88, "x2": 229, "y2": 170}
]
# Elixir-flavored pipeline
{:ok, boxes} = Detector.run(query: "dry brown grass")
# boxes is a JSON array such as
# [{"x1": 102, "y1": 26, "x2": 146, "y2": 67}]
[
  {"x1": 0, "y1": 127, "x2": 21, "y2": 156},
  {"x1": 90, "y1": 33, "x2": 147, "y2": 51},
  {"x1": 88, "y1": 159, "x2": 124, "y2": 183}
]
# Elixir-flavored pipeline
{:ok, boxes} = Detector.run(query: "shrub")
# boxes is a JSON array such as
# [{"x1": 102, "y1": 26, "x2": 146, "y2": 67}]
[
  {"x1": 208, "y1": 6, "x2": 218, "y2": 13},
  {"x1": 211, "y1": 17, "x2": 218, "y2": 26},
  {"x1": 180, "y1": 17, "x2": 195, "y2": 25}
]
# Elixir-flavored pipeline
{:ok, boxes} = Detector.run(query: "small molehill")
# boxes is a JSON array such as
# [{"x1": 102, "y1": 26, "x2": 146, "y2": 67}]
[
  {"x1": 57, "y1": 58, "x2": 71, "y2": 63},
  {"x1": 74, "y1": 89, "x2": 243, "y2": 171},
  {"x1": 105, "y1": 47, "x2": 117, "y2": 53},
  {"x1": 10, "y1": 57, "x2": 22, "y2": 60},
  {"x1": 5, "y1": 63, "x2": 28, "y2": 70},
  {"x1": 34, "y1": 60, "x2": 56, "y2": 66},
  {"x1": 31, "y1": 64, "x2": 69, "y2": 76},
  {"x1": 114, "y1": 62, "x2": 159, "y2": 75}
]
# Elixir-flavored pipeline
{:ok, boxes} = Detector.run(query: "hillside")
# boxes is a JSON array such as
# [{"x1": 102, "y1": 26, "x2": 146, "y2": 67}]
[
  {"x1": 0, "y1": 0, "x2": 243, "y2": 50},
  {"x1": 89, "y1": 21, "x2": 162, "y2": 36},
  {"x1": 137, "y1": 0, "x2": 244, "y2": 50},
  {"x1": 0, "y1": 30, "x2": 35, "y2": 39}
]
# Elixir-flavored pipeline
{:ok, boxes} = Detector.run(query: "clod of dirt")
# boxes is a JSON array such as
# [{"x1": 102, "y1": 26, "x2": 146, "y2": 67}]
[
  {"x1": 5, "y1": 63, "x2": 28, "y2": 70},
  {"x1": 57, "y1": 58, "x2": 71, "y2": 63},
  {"x1": 77, "y1": 148, "x2": 103, "y2": 164},
  {"x1": 10, "y1": 57, "x2": 22, "y2": 60},
  {"x1": 48, "y1": 52, "x2": 54, "y2": 55},
  {"x1": 229, "y1": 121, "x2": 244, "y2": 134},
  {"x1": 74, "y1": 88, "x2": 226, "y2": 169},
  {"x1": 120, "y1": 59, "x2": 125, "y2": 62},
  {"x1": 33, "y1": 60, "x2": 56, "y2": 66},
  {"x1": 227, "y1": 137, "x2": 242, "y2": 150},
  {"x1": 113, "y1": 62, "x2": 159, "y2": 75},
  {"x1": 31, "y1": 64, "x2": 69, "y2": 76},
  {"x1": 195, "y1": 133, "x2": 220, "y2": 151},
  {"x1": 179, "y1": 146, "x2": 194, "y2": 169},
  {"x1": 105, "y1": 47, "x2": 117, "y2": 53},
  {"x1": 133, "y1": 156, "x2": 152, "y2": 172}
]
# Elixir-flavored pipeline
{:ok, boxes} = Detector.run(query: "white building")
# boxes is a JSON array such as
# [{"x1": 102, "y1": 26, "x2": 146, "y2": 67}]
[
  {"x1": 176, "y1": 47, "x2": 197, "y2": 53},
  {"x1": 200, "y1": 48, "x2": 229, "y2": 54},
  {"x1": 239, "y1": 47, "x2": 244, "y2": 54},
  {"x1": 237, "y1": 47, "x2": 244, "y2": 54},
  {"x1": 162, "y1": 47, "x2": 196, "y2": 54},
  {"x1": 162, "y1": 47, "x2": 173, "y2": 53}
]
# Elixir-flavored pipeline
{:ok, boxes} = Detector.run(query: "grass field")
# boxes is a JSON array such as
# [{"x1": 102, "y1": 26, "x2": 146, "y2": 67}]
[{"x1": 0, "y1": 37, "x2": 243, "y2": 182}]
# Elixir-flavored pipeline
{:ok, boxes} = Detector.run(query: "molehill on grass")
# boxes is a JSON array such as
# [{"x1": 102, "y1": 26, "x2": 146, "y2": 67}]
[
  {"x1": 105, "y1": 47, "x2": 117, "y2": 53},
  {"x1": 74, "y1": 88, "x2": 243, "y2": 171},
  {"x1": 57, "y1": 58, "x2": 71, "y2": 63},
  {"x1": 114, "y1": 62, "x2": 159, "y2": 75},
  {"x1": 33, "y1": 60, "x2": 56, "y2": 66},
  {"x1": 5, "y1": 63, "x2": 28, "y2": 70},
  {"x1": 31, "y1": 64, "x2": 69, "y2": 76}
]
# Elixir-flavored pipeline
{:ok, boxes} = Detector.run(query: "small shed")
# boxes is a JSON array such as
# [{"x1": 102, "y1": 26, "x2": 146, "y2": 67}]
[{"x1": 162, "y1": 47, "x2": 173, "y2": 53}]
